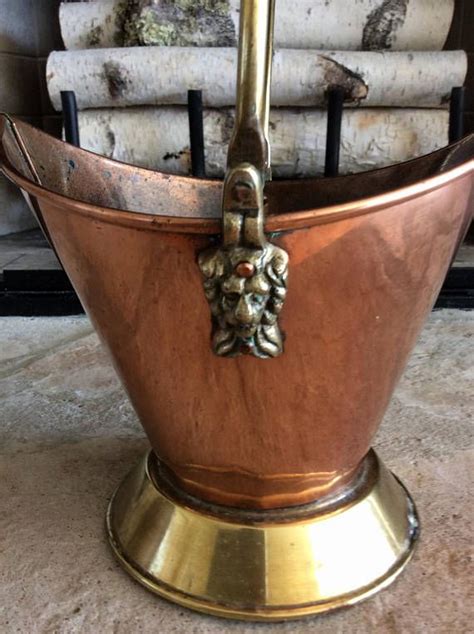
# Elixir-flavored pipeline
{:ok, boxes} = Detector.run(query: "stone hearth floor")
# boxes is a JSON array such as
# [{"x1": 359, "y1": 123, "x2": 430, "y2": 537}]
[{"x1": 0, "y1": 311, "x2": 472, "y2": 633}]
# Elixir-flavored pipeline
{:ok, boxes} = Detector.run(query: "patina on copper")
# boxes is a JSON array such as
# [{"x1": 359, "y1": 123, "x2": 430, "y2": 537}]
[{"x1": 0, "y1": 114, "x2": 473, "y2": 508}]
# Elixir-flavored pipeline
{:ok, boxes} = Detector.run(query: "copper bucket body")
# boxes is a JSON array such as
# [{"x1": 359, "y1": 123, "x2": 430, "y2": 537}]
[{"x1": 1, "y1": 115, "x2": 473, "y2": 619}]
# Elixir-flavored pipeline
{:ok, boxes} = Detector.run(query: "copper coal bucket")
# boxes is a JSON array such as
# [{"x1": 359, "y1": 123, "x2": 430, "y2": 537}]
[{"x1": 1, "y1": 1, "x2": 473, "y2": 622}]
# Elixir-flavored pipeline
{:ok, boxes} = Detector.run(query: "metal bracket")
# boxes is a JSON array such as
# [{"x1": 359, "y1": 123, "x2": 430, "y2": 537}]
[
  {"x1": 199, "y1": 163, "x2": 288, "y2": 359},
  {"x1": 198, "y1": 0, "x2": 289, "y2": 359}
]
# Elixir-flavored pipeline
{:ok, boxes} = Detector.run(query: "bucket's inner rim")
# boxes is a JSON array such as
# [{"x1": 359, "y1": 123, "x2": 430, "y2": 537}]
[{"x1": 1, "y1": 114, "x2": 473, "y2": 221}]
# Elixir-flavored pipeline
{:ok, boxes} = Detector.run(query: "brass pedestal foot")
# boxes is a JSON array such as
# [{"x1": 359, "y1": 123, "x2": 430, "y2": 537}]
[{"x1": 106, "y1": 451, "x2": 419, "y2": 622}]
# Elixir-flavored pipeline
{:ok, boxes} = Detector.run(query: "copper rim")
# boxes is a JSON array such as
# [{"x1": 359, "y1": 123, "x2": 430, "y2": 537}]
[{"x1": 1, "y1": 114, "x2": 473, "y2": 234}]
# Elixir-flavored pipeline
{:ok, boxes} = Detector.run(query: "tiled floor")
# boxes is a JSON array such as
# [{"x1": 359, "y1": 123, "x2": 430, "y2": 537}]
[{"x1": 0, "y1": 311, "x2": 473, "y2": 633}]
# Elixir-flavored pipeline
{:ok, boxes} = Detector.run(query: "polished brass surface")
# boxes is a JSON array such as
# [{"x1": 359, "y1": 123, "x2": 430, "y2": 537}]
[
  {"x1": 107, "y1": 450, "x2": 418, "y2": 621},
  {"x1": 227, "y1": 0, "x2": 275, "y2": 176},
  {"x1": 199, "y1": 164, "x2": 289, "y2": 358},
  {"x1": 201, "y1": 1, "x2": 288, "y2": 358}
]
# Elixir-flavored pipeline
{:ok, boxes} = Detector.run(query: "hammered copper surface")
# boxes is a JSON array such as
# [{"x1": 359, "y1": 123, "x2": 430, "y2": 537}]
[{"x1": 1, "y1": 115, "x2": 473, "y2": 509}]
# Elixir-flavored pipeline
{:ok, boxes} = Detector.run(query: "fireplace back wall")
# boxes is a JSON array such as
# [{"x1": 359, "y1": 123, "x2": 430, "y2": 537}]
[{"x1": 0, "y1": 0, "x2": 61, "y2": 235}]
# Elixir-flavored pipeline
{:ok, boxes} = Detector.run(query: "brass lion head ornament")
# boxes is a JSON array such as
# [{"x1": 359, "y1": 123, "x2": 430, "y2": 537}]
[
  {"x1": 197, "y1": 1, "x2": 291, "y2": 360},
  {"x1": 198, "y1": 165, "x2": 289, "y2": 358},
  {"x1": 199, "y1": 243, "x2": 288, "y2": 358}
]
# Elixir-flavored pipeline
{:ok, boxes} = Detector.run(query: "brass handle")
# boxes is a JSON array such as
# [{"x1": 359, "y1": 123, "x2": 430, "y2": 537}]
[
  {"x1": 199, "y1": 0, "x2": 289, "y2": 359},
  {"x1": 227, "y1": 0, "x2": 275, "y2": 179}
]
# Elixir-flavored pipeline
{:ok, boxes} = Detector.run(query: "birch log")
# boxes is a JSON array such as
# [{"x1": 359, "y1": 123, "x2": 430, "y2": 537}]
[
  {"x1": 59, "y1": 0, "x2": 455, "y2": 52},
  {"x1": 47, "y1": 48, "x2": 467, "y2": 111},
  {"x1": 76, "y1": 107, "x2": 448, "y2": 178}
]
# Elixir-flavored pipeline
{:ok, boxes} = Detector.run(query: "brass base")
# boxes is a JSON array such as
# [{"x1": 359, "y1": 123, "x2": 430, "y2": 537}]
[{"x1": 106, "y1": 451, "x2": 419, "y2": 621}]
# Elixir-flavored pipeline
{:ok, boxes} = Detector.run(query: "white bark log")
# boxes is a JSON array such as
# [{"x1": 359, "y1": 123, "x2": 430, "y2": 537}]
[
  {"x1": 47, "y1": 48, "x2": 467, "y2": 110},
  {"x1": 59, "y1": 1, "x2": 121, "y2": 50},
  {"x1": 76, "y1": 107, "x2": 448, "y2": 178},
  {"x1": 59, "y1": 0, "x2": 455, "y2": 52}
]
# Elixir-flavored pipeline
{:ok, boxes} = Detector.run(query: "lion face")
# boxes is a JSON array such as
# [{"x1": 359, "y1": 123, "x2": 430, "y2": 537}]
[
  {"x1": 219, "y1": 269, "x2": 271, "y2": 338},
  {"x1": 199, "y1": 243, "x2": 289, "y2": 358}
]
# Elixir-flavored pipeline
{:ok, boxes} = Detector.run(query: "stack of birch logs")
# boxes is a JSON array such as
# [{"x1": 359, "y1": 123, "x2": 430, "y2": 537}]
[{"x1": 47, "y1": 0, "x2": 467, "y2": 177}]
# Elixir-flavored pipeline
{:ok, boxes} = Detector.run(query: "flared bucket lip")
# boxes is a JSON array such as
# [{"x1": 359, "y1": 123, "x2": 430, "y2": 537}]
[{"x1": 0, "y1": 114, "x2": 473, "y2": 235}]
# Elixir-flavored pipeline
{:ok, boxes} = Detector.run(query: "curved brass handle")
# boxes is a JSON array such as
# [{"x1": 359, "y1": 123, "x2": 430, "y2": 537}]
[{"x1": 199, "y1": 0, "x2": 289, "y2": 359}]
